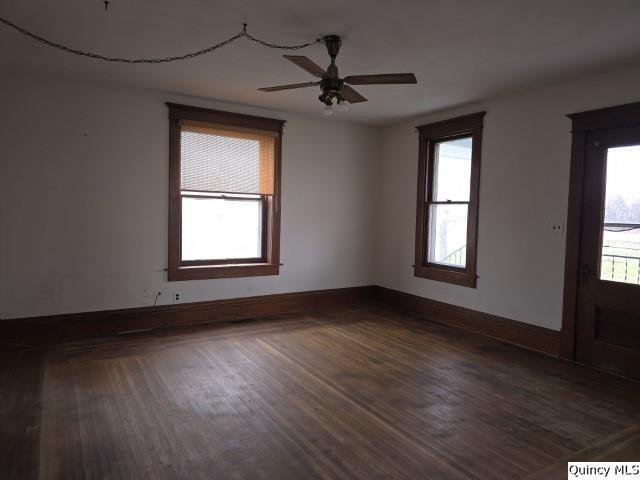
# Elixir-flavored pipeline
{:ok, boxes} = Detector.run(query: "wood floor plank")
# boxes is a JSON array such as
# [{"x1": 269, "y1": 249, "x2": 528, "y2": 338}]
[
  {"x1": 2, "y1": 304, "x2": 640, "y2": 479},
  {"x1": 524, "y1": 425, "x2": 640, "y2": 480},
  {"x1": 358, "y1": 311, "x2": 640, "y2": 421},
  {"x1": 354, "y1": 318, "x2": 637, "y2": 417},
  {"x1": 259, "y1": 325, "x2": 555, "y2": 479},
  {"x1": 0, "y1": 348, "x2": 43, "y2": 480},
  {"x1": 227, "y1": 337, "x2": 471, "y2": 479}
]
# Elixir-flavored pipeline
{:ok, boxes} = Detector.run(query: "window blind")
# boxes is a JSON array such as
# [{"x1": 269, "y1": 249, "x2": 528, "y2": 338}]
[{"x1": 180, "y1": 121, "x2": 275, "y2": 195}]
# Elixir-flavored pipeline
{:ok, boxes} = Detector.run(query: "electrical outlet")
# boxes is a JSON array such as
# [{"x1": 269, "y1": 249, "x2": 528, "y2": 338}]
[
  {"x1": 174, "y1": 292, "x2": 182, "y2": 303},
  {"x1": 551, "y1": 222, "x2": 564, "y2": 235}
]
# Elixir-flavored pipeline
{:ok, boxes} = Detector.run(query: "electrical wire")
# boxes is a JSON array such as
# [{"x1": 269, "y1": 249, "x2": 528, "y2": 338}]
[{"x1": 0, "y1": 18, "x2": 321, "y2": 64}]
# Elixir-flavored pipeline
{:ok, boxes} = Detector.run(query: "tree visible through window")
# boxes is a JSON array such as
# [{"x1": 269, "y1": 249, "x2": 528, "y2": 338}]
[{"x1": 600, "y1": 144, "x2": 640, "y2": 284}]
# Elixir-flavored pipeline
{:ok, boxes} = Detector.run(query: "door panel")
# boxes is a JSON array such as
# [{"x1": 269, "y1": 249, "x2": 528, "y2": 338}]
[{"x1": 576, "y1": 126, "x2": 640, "y2": 378}]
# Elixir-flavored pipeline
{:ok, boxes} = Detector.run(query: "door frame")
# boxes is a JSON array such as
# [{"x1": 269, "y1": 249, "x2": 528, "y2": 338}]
[{"x1": 561, "y1": 101, "x2": 640, "y2": 360}]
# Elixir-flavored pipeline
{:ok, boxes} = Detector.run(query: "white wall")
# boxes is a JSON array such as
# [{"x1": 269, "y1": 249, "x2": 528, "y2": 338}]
[
  {"x1": 0, "y1": 72, "x2": 379, "y2": 319},
  {"x1": 3, "y1": 63, "x2": 640, "y2": 326},
  {"x1": 375, "y1": 64, "x2": 640, "y2": 331}
]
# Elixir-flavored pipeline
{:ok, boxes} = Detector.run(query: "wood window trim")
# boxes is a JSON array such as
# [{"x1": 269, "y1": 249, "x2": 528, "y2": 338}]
[
  {"x1": 561, "y1": 101, "x2": 640, "y2": 359},
  {"x1": 167, "y1": 103, "x2": 285, "y2": 281},
  {"x1": 414, "y1": 112, "x2": 485, "y2": 288}
]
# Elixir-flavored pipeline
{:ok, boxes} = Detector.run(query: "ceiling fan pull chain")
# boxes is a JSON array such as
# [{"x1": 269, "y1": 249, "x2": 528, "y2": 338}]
[{"x1": 0, "y1": 17, "x2": 320, "y2": 63}]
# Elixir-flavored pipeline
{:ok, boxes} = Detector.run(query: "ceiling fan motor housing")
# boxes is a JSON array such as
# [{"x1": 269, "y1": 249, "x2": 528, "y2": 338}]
[
  {"x1": 323, "y1": 35, "x2": 342, "y2": 59},
  {"x1": 319, "y1": 78, "x2": 345, "y2": 105}
]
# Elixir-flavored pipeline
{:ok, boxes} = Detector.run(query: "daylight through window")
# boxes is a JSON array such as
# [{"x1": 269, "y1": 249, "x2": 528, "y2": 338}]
[
  {"x1": 168, "y1": 104, "x2": 283, "y2": 281},
  {"x1": 415, "y1": 112, "x2": 484, "y2": 287}
]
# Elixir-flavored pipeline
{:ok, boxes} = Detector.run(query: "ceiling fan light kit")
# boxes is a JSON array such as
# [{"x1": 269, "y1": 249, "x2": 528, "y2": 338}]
[{"x1": 259, "y1": 34, "x2": 417, "y2": 114}]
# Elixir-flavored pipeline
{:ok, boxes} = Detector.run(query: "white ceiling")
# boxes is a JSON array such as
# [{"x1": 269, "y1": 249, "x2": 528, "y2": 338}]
[{"x1": 1, "y1": 0, "x2": 640, "y2": 125}]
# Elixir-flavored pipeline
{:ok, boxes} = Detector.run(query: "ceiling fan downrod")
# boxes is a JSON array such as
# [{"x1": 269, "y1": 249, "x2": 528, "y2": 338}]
[{"x1": 319, "y1": 35, "x2": 346, "y2": 109}]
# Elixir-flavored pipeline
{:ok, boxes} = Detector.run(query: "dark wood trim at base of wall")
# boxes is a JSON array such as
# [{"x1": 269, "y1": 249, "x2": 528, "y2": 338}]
[
  {"x1": 374, "y1": 286, "x2": 561, "y2": 357},
  {"x1": 1, "y1": 287, "x2": 375, "y2": 345},
  {"x1": 2, "y1": 285, "x2": 561, "y2": 356}
]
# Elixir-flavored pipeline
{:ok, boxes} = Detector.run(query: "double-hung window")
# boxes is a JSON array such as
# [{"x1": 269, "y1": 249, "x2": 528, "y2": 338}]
[
  {"x1": 167, "y1": 103, "x2": 284, "y2": 281},
  {"x1": 414, "y1": 112, "x2": 484, "y2": 287}
]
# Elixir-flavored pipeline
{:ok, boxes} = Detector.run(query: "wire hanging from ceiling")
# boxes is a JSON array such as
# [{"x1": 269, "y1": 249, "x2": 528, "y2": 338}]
[{"x1": 0, "y1": 17, "x2": 321, "y2": 64}]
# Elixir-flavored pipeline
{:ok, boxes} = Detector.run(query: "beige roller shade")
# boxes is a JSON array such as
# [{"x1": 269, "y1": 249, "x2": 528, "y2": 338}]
[{"x1": 180, "y1": 121, "x2": 276, "y2": 195}]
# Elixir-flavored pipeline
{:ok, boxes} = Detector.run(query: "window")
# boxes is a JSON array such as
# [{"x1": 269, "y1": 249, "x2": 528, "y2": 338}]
[
  {"x1": 414, "y1": 112, "x2": 484, "y2": 287},
  {"x1": 167, "y1": 103, "x2": 284, "y2": 281},
  {"x1": 600, "y1": 144, "x2": 640, "y2": 285}
]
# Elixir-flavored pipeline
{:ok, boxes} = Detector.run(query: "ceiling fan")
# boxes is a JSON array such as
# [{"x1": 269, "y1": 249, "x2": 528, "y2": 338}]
[{"x1": 258, "y1": 35, "x2": 417, "y2": 115}]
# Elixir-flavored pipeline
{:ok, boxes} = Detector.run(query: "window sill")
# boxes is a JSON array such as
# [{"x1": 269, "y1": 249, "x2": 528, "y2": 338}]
[
  {"x1": 168, "y1": 263, "x2": 280, "y2": 281},
  {"x1": 414, "y1": 265, "x2": 477, "y2": 288}
]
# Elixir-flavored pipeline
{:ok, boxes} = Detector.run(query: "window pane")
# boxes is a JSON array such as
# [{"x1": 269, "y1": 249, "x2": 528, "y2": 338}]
[
  {"x1": 432, "y1": 137, "x2": 473, "y2": 202},
  {"x1": 428, "y1": 204, "x2": 468, "y2": 267},
  {"x1": 181, "y1": 196, "x2": 262, "y2": 261},
  {"x1": 600, "y1": 144, "x2": 640, "y2": 284}
]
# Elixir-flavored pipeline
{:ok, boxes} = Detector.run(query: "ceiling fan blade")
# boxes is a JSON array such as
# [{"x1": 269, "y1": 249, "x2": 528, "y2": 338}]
[
  {"x1": 283, "y1": 55, "x2": 327, "y2": 78},
  {"x1": 341, "y1": 85, "x2": 367, "y2": 103},
  {"x1": 258, "y1": 81, "x2": 320, "y2": 92},
  {"x1": 344, "y1": 73, "x2": 417, "y2": 85}
]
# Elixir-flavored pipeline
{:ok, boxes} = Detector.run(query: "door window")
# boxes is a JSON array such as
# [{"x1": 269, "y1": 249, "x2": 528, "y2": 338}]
[{"x1": 600, "y1": 144, "x2": 640, "y2": 285}]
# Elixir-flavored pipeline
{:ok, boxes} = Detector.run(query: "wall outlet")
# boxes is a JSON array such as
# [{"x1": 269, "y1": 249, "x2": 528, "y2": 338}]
[
  {"x1": 551, "y1": 222, "x2": 564, "y2": 235},
  {"x1": 174, "y1": 292, "x2": 182, "y2": 303}
]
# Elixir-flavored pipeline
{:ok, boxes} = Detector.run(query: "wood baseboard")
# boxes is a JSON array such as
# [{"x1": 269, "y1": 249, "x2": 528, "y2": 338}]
[
  {"x1": 2, "y1": 285, "x2": 561, "y2": 356},
  {"x1": 0, "y1": 286, "x2": 375, "y2": 345},
  {"x1": 374, "y1": 286, "x2": 561, "y2": 356}
]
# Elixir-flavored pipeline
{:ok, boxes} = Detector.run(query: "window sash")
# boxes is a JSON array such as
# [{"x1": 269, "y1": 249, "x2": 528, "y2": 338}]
[
  {"x1": 427, "y1": 200, "x2": 470, "y2": 205},
  {"x1": 179, "y1": 192, "x2": 269, "y2": 265},
  {"x1": 424, "y1": 134, "x2": 474, "y2": 272},
  {"x1": 431, "y1": 138, "x2": 473, "y2": 202},
  {"x1": 425, "y1": 202, "x2": 470, "y2": 269},
  {"x1": 425, "y1": 133, "x2": 474, "y2": 204}
]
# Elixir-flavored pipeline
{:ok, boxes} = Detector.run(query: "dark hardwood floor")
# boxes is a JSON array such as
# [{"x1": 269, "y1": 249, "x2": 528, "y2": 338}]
[{"x1": 2, "y1": 304, "x2": 640, "y2": 479}]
